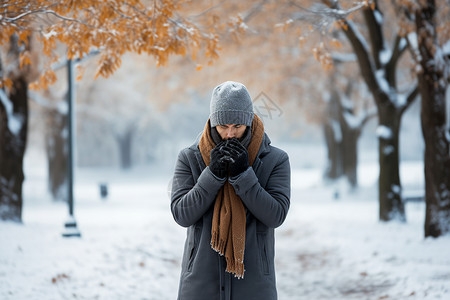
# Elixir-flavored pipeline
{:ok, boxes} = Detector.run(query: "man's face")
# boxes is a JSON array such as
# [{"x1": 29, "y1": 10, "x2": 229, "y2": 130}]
[{"x1": 216, "y1": 124, "x2": 247, "y2": 140}]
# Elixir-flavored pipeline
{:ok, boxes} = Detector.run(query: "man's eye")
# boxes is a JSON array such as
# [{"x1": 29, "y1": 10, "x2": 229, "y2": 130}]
[{"x1": 235, "y1": 125, "x2": 241, "y2": 128}]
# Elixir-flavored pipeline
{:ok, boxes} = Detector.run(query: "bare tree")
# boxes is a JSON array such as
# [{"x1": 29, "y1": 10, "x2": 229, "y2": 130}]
[
  {"x1": 297, "y1": 1, "x2": 419, "y2": 221},
  {"x1": 0, "y1": 36, "x2": 31, "y2": 221},
  {"x1": 413, "y1": 0, "x2": 450, "y2": 237},
  {"x1": 323, "y1": 58, "x2": 376, "y2": 187}
]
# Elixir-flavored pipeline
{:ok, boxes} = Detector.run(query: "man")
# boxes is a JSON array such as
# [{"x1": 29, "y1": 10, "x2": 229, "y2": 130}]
[{"x1": 170, "y1": 81, "x2": 291, "y2": 300}]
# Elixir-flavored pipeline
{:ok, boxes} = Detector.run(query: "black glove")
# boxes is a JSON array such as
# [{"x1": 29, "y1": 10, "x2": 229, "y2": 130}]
[
  {"x1": 209, "y1": 141, "x2": 231, "y2": 179},
  {"x1": 223, "y1": 138, "x2": 249, "y2": 177}
]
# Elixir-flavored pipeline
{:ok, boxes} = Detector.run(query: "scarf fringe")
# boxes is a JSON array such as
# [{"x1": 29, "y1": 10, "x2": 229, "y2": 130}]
[
  {"x1": 225, "y1": 257, "x2": 245, "y2": 279},
  {"x1": 212, "y1": 235, "x2": 245, "y2": 278},
  {"x1": 211, "y1": 232, "x2": 226, "y2": 255}
]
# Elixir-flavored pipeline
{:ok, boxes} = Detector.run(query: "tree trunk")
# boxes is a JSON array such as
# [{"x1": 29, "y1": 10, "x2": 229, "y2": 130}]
[
  {"x1": 46, "y1": 107, "x2": 68, "y2": 202},
  {"x1": 415, "y1": 0, "x2": 450, "y2": 237},
  {"x1": 323, "y1": 85, "x2": 361, "y2": 188},
  {"x1": 378, "y1": 105, "x2": 405, "y2": 221},
  {"x1": 0, "y1": 76, "x2": 28, "y2": 222},
  {"x1": 323, "y1": 90, "x2": 344, "y2": 179},
  {"x1": 342, "y1": 124, "x2": 359, "y2": 188},
  {"x1": 116, "y1": 127, "x2": 134, "y2": 169},
  {"x1": 323, "y1": 122, "x2": 344, "y2": 179}
]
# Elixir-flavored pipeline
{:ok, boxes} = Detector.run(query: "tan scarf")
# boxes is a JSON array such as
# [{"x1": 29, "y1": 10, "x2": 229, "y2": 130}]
[{"x1": 199, "y1": 114, "x2": 264, "y2": 278}]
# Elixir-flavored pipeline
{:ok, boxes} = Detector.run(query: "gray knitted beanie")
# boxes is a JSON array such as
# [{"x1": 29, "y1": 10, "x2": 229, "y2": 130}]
[{"x1": 209, "y1": 81, "x2": 254, "y2": 127}]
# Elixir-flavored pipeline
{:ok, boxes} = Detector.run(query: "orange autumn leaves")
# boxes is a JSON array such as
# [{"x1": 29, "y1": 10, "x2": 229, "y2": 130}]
[
  {"x1": 0, "y1": 0, "x2": 221, "y2": 89},
  {"x1": 1, "y1": 0, "x2": 383, "y2": 89}
]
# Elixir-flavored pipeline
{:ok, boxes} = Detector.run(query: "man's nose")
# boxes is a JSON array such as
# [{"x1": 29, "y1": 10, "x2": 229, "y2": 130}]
[{"x1": 227, "y1": 128, "x2": 235, "y2": 138}]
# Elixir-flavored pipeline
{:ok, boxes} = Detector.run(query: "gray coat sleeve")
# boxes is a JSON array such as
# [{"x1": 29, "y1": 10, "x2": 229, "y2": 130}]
[
  {"x1": 170, "y1": 149, "x2": 226, "y2": 227},
  {"x1": 229, "y1": 151, "x2": 290, "y2": 228}
]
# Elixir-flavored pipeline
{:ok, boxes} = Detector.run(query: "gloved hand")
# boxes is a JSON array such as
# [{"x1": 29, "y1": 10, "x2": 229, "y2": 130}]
[
  {"x1": 223, "y1": 138, "x2": 249, "y2": 177},
  {"x1": 209, "y1": 141, "x2": 231, "y2": 179}
]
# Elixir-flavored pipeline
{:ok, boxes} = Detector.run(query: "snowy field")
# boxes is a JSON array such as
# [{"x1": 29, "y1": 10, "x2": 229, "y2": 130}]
[{"x1": 1, "y1": 148, "x2": 450, "y2": 300}]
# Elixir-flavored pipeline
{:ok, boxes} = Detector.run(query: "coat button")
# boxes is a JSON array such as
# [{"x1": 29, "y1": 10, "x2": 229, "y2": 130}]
[{"x1": 221, "y1": 286, "x2": 225, "y2": 291}]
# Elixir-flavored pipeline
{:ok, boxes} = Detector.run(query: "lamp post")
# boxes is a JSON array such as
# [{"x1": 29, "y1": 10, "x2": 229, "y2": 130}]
[{"x1": 62, "y1": 58, "x2": 81, "y2": 238}]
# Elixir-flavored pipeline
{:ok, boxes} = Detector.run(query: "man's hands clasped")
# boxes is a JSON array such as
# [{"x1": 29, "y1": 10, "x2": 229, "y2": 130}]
[
  {"x1": 210, "y1": 140, "x2": 230, "y2": 178},
  {"x1": 209, "y1": 138, "x2": 249, "y2": 179},
  {"x1": 223, "y1": 138, "x2": 249, "y2": 177}
]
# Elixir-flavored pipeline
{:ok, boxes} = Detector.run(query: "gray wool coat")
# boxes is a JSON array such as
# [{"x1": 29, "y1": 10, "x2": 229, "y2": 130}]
[{"x1": 170, "y1": 132, "x2": 290, "y2": 300}]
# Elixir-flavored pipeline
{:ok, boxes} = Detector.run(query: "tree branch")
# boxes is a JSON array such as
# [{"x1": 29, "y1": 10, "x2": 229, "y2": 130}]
[
  {"x1": 51, "y1": 49, "x2": 101, "y2": 71},
  {"x1": 243, "y1": 0, "x2": 269, "y2": 23},
  {"x1": 190, "y1": 0, "x2": 227, "y2": 19},
  {"x1": 341, "y1": 20, "x2": 386, "y2": 102},
  {"x1": 385, "y1": 34, "x2": 408, "y2": 88},
  {"x1": 361, "y1": 107, "x2": 378, "y2": 127},
  {"x1": 321, "y1": 0, "x2": 388, "y2": 106},
  {"x1": 4, "y1": 9, "x2": 85, "y2": 25},
  {"x1": 362, "y1": 1, "x2": 385, "y2": 69},
  {"x1": 331, "y1": 52, "x2": 357, "y2": 63},
  {"x1": 123, "y1": 2, "x2": 152, "y2": 21},
  {"x1": 400, "y1": 85, "x2": 419, "y2": 114},
  {"x1": 290, "y1": 0, "x2": 365, "y2": 19}
]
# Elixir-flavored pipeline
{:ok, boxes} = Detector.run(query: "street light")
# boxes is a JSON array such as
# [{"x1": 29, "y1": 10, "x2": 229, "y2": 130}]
[{"x1": 62, "y1": 58, "x2": 81, "y2": 238}]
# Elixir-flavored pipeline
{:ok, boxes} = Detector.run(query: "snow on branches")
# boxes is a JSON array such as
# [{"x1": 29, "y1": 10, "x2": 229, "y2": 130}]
[{"x1": 0, "y1": 0, "x2": 223, "y2": 89}]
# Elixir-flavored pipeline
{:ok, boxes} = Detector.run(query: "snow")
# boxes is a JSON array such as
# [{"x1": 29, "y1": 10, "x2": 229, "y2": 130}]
[
  {"x1": 330, "y1": 119, "x2": 342, "y2": 143},
  {"x1": 0, "y1": 89, "x2": 24, "y2": 135},
  {"x1": 399, "y1": 37, "x2": 407, "y2": 51},
  {"x1": 407, "y1": 32, "x2": 422, "y2": 64},
  {"x1": 375, "y1": 69, "x2": 390, "y2": 95},
  {"x1": 376, "y1": 125, "x2": 393, "y2": 140},
  {"x1": 347, "y1": 21, "x2": 370, "y2": 53},
  {"x1": 395, "y1": 93, "x2": 407, "y2": 109},
  {"x1": 379, "y1": 48, "x2": 391, "y2": 65},
  {"x1": 57, "y1": 100, "x2": 68, "y2": 115},
  {"x1": 239, "y1": 21, "x2": 249, "y2": 30},
  {"x1": 43, "y1": 29, "x2": 58, "y2": 39},
  {"x1": 407, "y1": 32, "x2": 418, "y2": 50},
  {"x1": 391, "y1": 184, "x2": 401, "y2": 194},
  {"x1": 434, "y1": 45, "x2": 450, "y2": 89},
  {"x1": 373, "y1": 10, "x2": 383, "y2": 25},
  {"x1": 343, "y1": 111, "x2": 361, "y2": 130},
  {"x1": 443, "y1": 40, "x2": 450, "y2": 56},
  {"x1": 1, "y1": 148, "x2": 450, "y2": 300},
  {"x1": 383, "y1": 145, "x2": 394, "y2": 155}
]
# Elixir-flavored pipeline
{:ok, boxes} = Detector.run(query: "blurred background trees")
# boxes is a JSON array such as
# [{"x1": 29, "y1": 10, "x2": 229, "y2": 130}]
[
  {"x1": 322, "y1": 58, "x2": 376, "y2": 188},
  {"x1": 290, "y1": 0, "x2": 419, "y2": 221},
  {"x1": 0, "y1": 0, "x2": 222, "y2": 221},
  {"x1": 1, "y1": 0, "x2": 449, "y2": 237},
  {"x1": 266, "y1": 0, "x2": 449, "y2": 235}
]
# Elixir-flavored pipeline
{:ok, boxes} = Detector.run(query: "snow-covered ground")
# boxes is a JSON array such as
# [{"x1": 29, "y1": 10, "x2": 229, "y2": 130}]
[{"x1": 1, "y1": 148, "x2": 450, "y2": 300}]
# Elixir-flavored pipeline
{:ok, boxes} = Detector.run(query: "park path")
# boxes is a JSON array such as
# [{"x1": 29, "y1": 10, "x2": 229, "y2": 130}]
[{"x1": 2, "y1": 165, "x2": 449, "y2": 299}]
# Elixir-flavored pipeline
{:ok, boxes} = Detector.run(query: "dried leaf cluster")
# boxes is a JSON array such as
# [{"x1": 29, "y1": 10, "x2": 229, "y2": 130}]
[{"x1": 0, "y1": 0, "x2": 221, "y2": 89}]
